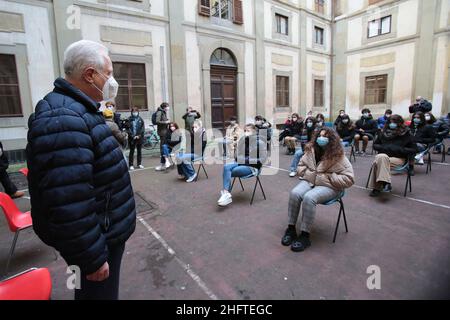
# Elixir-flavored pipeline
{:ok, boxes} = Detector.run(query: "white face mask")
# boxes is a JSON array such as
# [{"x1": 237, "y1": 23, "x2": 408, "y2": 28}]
[
  {"x1": 425, "y1": 115, "x2": 431, "y2": 121},
  {"x1": 244, "y1": 131, "x2": 252, "y2": 137},
  {"x1": 193, "y1": 127, "x2": 200, "y2": 133},
  {"x1": 92, "y1": 71, "x2": 119, "y2": 101},
  {"x1": 132, "y1": 112, "x2": 139, "y2": 117}
]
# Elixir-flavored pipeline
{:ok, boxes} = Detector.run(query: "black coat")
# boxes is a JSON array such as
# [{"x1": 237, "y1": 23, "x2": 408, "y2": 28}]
[
  {"x1": 0, "y1": 141, "x2": 8, "y2": 171},
  {"x1": 409, "y1": 100, "x2": 432, "y2": 114},
  {"x1": 26, "y1": 78, "x2": 136, "y2": 274},
  {"x1": 410, "y1": 124, "x2": 436, "y2": 144},
  {"x1": 355, "y1": 116, "x2": 378, "y2": 136},
  {"x1": 285, "y1": 121, "x2": 303, "y2": 136},
  {"x1": 236, "y1": 135, "x2": 267, "y2": 170},
  {"x1": 336, "y1": 125, "x2": 355, "y2": 142},
  {"x1": 373, "y1": 128, "x2": 418, "y2": 159}
]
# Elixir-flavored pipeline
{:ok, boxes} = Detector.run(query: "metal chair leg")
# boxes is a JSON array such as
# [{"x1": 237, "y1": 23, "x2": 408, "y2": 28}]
[
  {"x1": 201, "y1": 163, "x2": 208, "y2": 179},
  {"x1": 238, "y1": 178, "x2": 244, "y2": 191},
  {"x1": 366, "y1": 166, "x2": 373, "y2": 189},
  {"x1": 333, "y1": 206, "x2": 342, "y2": 243},
  {"x1": 257, "y1": 177, "x2": 266, "y2": 200},
  {"x1": 409, "y1": 172, "x2": 412, "y2": 192},
  {"x1": 230, "y1": 177, "x2": 236, "y2": 192},
  {"x1": 250, "y1": 178, "x2": 258, "y2": 205},
  {"x1": 341, "y1": 199, "x2": 348, "y2": 233},
  {"x1": 426, "y1": 152, "x2": 431, "y2": 174},
  {"x1": 4, "y1": 230, "x2": 20, "y2": 276},
  {"x1": 404, "y1": 174, "x2": 409, "y2": 197}
]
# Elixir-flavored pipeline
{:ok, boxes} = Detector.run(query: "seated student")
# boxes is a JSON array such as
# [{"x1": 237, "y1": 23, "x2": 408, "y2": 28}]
[
  {"x1": 354, "y1": 108, "x2": 378, "y2": 155},
  {"x1": 176, "y1": 119, "x2": 207, "y2": 182},
  {"x1": 409, "y1": 111, "x2": 436, "y2": 170},
  {"x1": 424, "y1": 112, "x2": 449, "y2": 154},
  {"x1": 336, "y1": 114, "x2": 355, "y2": 147},
  {"x1": 315, "y1": 113, "x2": 325, "y2": 129},
  {"x1": 333, "y1": 109, "x2": 346, "y2": 128},
  {"x1": 0, "y1": 141, "x2": 24, "y2": 199},
  {"x1": 219, "y1": 116, "x2": 242, "y2": 159},
  {"x1": 368, "y1": 115, "x2": 418, "y2": 197},
  {"x1": 281, "y1": 127, "x2": 355, "y2": 252},
  {"x1": 217, "y1": 124, "x2": 268, "y2": 207},
  {"x1": 288, "y1": 116, "x2": 316, "y2": 177},
  {"x1": 283, "y1": 114, "x2": 304, "y2": 155},
  {"x1": 255, "y1": 115, "x2": 272, "y2": 149},
  {"x1": 377, "y1": 109, "x2": 392, "y2": 129},
  {"x1": 156, "y1": 122, "x2": 182, "y2": 172}
]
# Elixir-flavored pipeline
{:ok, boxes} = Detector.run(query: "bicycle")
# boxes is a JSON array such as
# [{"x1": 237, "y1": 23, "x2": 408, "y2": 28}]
[{"x1": 142, "y1": 125, "x2": 161, "y2": 150}]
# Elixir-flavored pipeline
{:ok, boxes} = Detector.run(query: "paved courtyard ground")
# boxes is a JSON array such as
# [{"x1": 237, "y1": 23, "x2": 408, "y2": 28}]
[{"x1": 1, "y1": 142, "x2": 450, "y2": 300}]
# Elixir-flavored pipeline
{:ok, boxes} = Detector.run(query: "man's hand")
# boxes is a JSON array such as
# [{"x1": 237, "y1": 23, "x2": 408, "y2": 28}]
[{"x1": 86, "y1": 262, "x2": 109, "y2": 281}]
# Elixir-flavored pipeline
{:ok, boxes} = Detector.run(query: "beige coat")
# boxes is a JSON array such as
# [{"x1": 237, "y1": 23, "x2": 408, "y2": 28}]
[{"x1": 297, "y1": 149, "x2": 355, "y2": 191}]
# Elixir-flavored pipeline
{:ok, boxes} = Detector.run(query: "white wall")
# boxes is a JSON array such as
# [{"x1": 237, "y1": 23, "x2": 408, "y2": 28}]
[
  {"x1": 244, "y1": 41, "x2": 256, "y2": 123},
  {"x1": 432, "y1": 36, "x2": 449, "y2": 116},
  {"x1": 80, "y1": 14, "x2": 169, "y2": 107},
  {"x1": 345, "y1": 43, "x2": 416, "y2": 119},
  {"x1": 185, "y1": 30, "x2": 202, "y2": 109}
]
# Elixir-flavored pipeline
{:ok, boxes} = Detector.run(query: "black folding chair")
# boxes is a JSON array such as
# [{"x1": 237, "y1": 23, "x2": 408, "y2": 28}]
[
  {"x1": 322, "y1": 191, "x2": 348, "y2": 243},
  {"x1": 229, "y1": 169, "x2": 266, "y2": 205},
  {"x1": 366, "y1": 161, "x2": 412, "y2": 197},
  {"x1": 193, "y1": 157, "x2": 208, "y2": 181}
]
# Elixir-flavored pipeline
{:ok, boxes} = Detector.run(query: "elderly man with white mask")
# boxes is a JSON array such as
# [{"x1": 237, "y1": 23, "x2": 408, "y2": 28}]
[{"x1": 26, "y1": 40, "x2": 136, "y2": 300}]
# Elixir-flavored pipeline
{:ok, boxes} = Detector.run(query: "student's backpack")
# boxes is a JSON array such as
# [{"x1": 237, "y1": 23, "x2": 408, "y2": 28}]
[{"x1": 151, "y1": 111, "x2": 158, "y2": 125}]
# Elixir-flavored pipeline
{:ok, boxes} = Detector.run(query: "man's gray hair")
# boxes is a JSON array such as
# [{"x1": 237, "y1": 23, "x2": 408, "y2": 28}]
[{"x1": 63, "y1": 40, "x2": 109, "y2": 77}]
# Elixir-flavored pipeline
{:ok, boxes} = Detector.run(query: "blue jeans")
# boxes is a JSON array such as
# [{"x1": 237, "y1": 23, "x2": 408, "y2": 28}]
[
  {"x1": 223, "y1": 163, "x2": 254, "y2": 191},
  {"x1": 176, "y1": 153, "x2": 199, "y2": 178},
  {"x1": 289, "y1": 148, "x2": 304, "y2": 172},
  {"x1": 161, "y1": 144, "x2": 171, "y2": 163}
]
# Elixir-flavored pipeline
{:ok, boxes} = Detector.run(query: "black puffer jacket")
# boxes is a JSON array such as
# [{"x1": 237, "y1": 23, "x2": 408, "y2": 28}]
[
  {"x1": 26, "y1": 78, "x2": 136, "y2": 274},
  {"x1": 373, "y1": 127, "x2": 418, "y2": 159},
  {"x1": 410, "y1": 124, "x2": 436, "y2": 144},
  {"x1": 336, "y1": 124, "x2": 355, "y2": 142},
  {"x1": 286, "y1": 121, "x2": 303, "y2": 136},
  {"x1": 0, "y1": 141, "x2": 8, "y2": 172},
  {"x1": 355, "y1": 116, "x2": 378, "y2": 136}
]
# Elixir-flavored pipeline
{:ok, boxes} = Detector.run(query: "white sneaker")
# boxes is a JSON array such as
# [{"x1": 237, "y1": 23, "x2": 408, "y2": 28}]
[
  {"x1": 289, "y1": 171, "x2": 296, "y2": 177},
  {"x1": 217, "y1": 190, "x2": 227, "y2": 203},
  {"x1": 138, "y1": 165, "x2": 144, "y2": 169},
  {"x1": 186, "y1": 173, "x2": 197, "y2": 183},
  {"x1": 416, "y1": 157, "x2": 424, "y2": 165},
  {"x1": 129, "y1": 166, "x2": 135, "y2": 171},
  {"x1": 155, "y1": 165, "x2": 165, "y2": 171},
  {"x1": 218, "y1": 192, "x2": 232, "y2": 207},
  {"x1": 165, "y1": 160, "x2": 171, "y2": 169}
]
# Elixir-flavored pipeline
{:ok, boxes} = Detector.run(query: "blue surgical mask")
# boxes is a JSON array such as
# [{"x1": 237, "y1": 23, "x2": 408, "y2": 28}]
[
  {"x1": 413, "y1": 118, "x2": 421, "y2": 125},
  {"x1": 389, "y1": 123, "x2": 398, "y2": 130},
  {"x1": 316, "y1": 136, "x2": 329, "y2": 147}
]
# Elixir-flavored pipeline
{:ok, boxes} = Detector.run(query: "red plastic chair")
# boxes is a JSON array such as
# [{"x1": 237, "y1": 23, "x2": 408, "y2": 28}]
[
  {"x1": 0, "y1": 192, "x2": 32, "y2": 276},
  {"x1": 0, "y1": 268, "x2": 52, "y2": 300},
  {"x1": 19, "y1": 168, "x2": 29, "y2": 177}
]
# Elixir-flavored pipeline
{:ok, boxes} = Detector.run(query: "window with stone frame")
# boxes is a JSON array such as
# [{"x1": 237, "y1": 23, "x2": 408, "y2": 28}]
[
  {"x1": 113, "y1": 62, "x2": 148, "y2": 111},
  {"x1": 276, "y1": 76, "x2": 290, "y2": 108},
  {"x1": 368, "y1": 15, "x2": 391, "y2": 38},
  {"x1": 314, "y1": 26, "x2": 324, "y2": 45},
  {"x1": 314, "y1": 79, "x2": 324, "y2": 107},
  {"x1": 315, "y1": 0, "x2": 325, "y2": 14},
  {"x1": 364, "y1": 74, "x2": 387, "y2": 105},
  {"x1": 0, "y1": 54, "x2": 22, "y2": 117},
  {"x1": 275, "y1": 13, "x2": 289, "y2": 35}
]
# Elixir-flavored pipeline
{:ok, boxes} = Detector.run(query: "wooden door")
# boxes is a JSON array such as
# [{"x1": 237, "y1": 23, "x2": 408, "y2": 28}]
[{"x1": 210, "y1": 66, "x2": 237, "y2": 131}]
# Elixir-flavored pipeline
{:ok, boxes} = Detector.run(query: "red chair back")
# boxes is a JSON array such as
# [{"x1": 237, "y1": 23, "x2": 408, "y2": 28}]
[
  {"x1": 0, "y1": 192, "x2": 24, "y2": 232},
  {"x1": 0, "y1": 268, "x2": 52, "y2": 300},
  {"x1": 19, "y1": 168, "x2": 29, "y2": 177}
]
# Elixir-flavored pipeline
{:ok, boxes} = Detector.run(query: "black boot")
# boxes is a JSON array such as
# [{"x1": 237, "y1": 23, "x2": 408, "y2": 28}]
[
  {"x1": 290, "y1": 231, "x2": 311, "y2": 252},
  {"x1": 281, "y1": 226, "x2": 297, "y2": 246}
]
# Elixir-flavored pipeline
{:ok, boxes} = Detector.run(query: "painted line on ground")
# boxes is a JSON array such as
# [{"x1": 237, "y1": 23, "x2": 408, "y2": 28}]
[
  {"x1": 263, "y1": 165, "x2": 450, "y2": 210},
  {"x1": 137, "y1": 216, "x2": 219, "y2": 300}
]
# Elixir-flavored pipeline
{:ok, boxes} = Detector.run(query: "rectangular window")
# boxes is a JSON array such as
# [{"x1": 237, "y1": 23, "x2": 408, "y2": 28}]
[
  {"x1": 0, "y1": 54, "x2": 22, "y2": 117},
  {"x1": 364, "y1": 74, "x2": 387, "y2": 105},
  {"x1": 314, "y1": 80, "x2": 324, "y2": 107},
  {"x1": 315, "y1": 0, "x2": 325, "y2": 14},
  {"x1": 275, "y1": 13, "x2": 289, "y2": 35},
  {"x1": 276, "y1": 76, "x2": 289, "y2": 108},
  {"x1": 314, "y1": 26, "x2": 324, "y2": 45},
  {"x1": 113, "y1": 62, "x2": 147, "y2": 111},
  {"x1": 368, "y1": 15, "x2": 391, "y2": 38},
  {"x1": 211, "y1": 0, "x2": 233, "y2": 20}
]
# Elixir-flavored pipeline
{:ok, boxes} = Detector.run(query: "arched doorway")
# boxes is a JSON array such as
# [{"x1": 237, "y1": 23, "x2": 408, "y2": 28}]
[{"x1": 210, "y1": 48, "x2": 237, "y2": 131}]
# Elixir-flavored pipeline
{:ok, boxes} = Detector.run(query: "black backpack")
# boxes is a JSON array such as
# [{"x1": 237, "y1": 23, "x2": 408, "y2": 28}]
[{"x1": 151, "y1": 111, "x2": 157, "y2": 125}]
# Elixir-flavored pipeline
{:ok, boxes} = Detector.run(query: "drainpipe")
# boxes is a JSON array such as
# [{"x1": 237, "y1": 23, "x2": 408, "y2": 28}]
[{"x1": 330, "y1": 0, "x2": 335, "y2": 121}]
